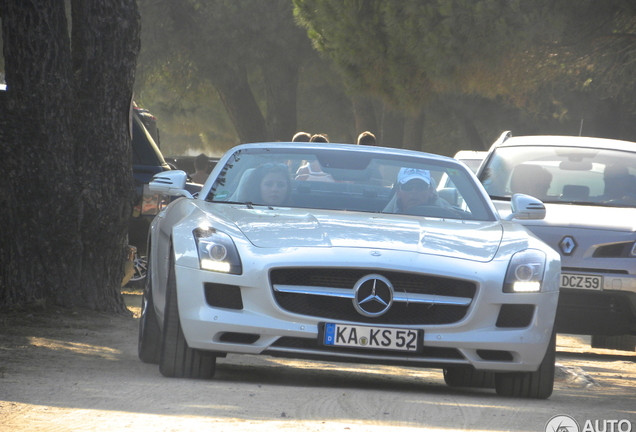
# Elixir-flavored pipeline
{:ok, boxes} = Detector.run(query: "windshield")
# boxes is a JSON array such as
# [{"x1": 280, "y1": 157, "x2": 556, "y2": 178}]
[
  {"x1": 205, "y1": 147, "x2": 495, "y2": 221},
  {"x1": 480, "y1": 145, "x2": 636, "y2": 207}
]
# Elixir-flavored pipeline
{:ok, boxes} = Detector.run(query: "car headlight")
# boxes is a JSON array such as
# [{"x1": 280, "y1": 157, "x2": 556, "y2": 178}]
[
  {"x1": 503, "y1": 249, "x2": 546, "y2": 293},
  {"x1": 194, "y1": 227, "x2": 242, "y2": 275}
]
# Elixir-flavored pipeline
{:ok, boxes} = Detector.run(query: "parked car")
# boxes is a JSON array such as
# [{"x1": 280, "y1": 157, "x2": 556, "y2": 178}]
[
  {"x1": 163, "y1": 155, "x2": 220, "y2": 177},
  {"x1": 133, "y1": 102, "x2": 161, "y2": 148},
  {"x1": 453, "y1": 150, "x2": 488, "y2": 173},
  {"x1": 126, "y1": 107, "x2": 203, "y2": 287},
  {"x1": 477, "y1": 131, "x2": 636, "y2": 351},
  {"x1": 138, "y1": 142, "x2": 560, "y2": 398},
  {"x1": 125, "y1": 108, "x2": 174, "y2": 287}
]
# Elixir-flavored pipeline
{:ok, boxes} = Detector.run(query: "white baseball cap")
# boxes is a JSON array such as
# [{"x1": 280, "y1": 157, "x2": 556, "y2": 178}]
[{"x1": 397, "y1": 168, "x2": 431, "y2": 185}]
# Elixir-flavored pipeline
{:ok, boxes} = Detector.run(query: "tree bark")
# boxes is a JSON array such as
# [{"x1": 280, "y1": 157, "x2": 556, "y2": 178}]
[
  {"x1": 351, "y1": 95, "x2": 380, "y2": 140},
  {"x1": 0, "y1": 0, "x2": 140, "y2": 313},
  {"x1": 380, "y1": 105, "x2": 405, "y2": 148},
  {"x1": 71, "y1": 0, "x2": 140, "y2": 312},
  {"x1": 403, "y1": 108, "x2": 425, "y2": 151},
  {"x1": 262, "y1": 61, "x2": 299, "y2": 142},
  {"x1": 212, "y1": 63, "x2": 267, "y2": 144}
]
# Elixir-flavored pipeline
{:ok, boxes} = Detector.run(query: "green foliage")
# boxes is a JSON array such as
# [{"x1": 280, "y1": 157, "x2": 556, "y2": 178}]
[
  {"x1": 294, "y1": 0, "x2": 636, "y2": 116},
  {"x1": 136, "y1": 0, "x2": 319, "y2": 149}
]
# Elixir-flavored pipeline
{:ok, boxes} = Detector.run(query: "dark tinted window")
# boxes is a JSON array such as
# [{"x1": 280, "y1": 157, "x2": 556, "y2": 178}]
[{"x1": 132, "y1": 115, "x2": 166, "y2": 166}]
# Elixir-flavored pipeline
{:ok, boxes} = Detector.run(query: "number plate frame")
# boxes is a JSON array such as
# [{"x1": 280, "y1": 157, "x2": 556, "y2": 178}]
[
  {"x1": 560, "y1": 273, "x2": 603, "y2": 290},
  {"x1": 319, "y1": 323, "x2": 423, "y2": 352}
]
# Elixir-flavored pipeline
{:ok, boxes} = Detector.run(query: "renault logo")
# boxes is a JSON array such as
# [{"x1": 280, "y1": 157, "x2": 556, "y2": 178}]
[
  {"x1": 353, "y1": 274, "x2": 394, "y2": 317},
  {"x1": 559, "y1": 236, "x2": 577, "y2": 255}
]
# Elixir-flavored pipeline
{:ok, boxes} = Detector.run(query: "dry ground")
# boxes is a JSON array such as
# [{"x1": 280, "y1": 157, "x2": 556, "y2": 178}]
[{"x1": 1, "y1": 292, "x2": 634, "y2": 432}]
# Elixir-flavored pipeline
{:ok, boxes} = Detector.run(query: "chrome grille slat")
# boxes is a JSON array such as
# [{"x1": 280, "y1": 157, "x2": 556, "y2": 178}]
[{"x1": 273, "y1": 284, "x2": 472, "y2": 306}]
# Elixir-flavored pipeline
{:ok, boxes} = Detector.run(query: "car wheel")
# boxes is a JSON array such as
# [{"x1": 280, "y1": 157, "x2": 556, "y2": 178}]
[
  {"x1": 495, "y1": 331, "x2": 556, "y2": 399},
  {"x1": 443, "y1": 367, "x2": 496, "y2": 388},
  {"x1": 159, "y1": 249, "x2": 216, "y2": 379},
  {"x1": 138, "y1": 259, "x2": 162, "y2": 364},
  {"x1": 126, "y1": 253, "x2": 148, "y2": 289}
]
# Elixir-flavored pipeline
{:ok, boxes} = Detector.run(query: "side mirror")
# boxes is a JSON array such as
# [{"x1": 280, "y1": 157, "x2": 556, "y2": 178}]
[
  {"x1": 505, "y1": 193, "x2": 546, "y2": 221},
  {"x1": 149, "y1": 170, "x2": 194, "y2": 199}
]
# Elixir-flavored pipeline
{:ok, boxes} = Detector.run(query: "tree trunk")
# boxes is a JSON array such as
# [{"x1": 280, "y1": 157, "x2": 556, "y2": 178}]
[
  {"x1": 403, "y1": 108, "x2": 425, "y2": 151},
  {"x1": 0, "y1": 0, "x2": 140, "y2": 313},
  {"x1": 457, "y1": 113, "x2": 485, "y2": 151},
  {"x1": 262, "y1": 61, "x2": 299, "y2": 142},
  {"x1": 380, "y1": 105, "x2": 405, "y2": 148},
  {"x1": 351, "y1": 95, "x2": 379, "y2": 139},
  {"x1": 212, "y1": 63, "x2": 267, "y2": 144},
  {"x1": 71, "y1": 0, "x2": 140, "y2": 312}
]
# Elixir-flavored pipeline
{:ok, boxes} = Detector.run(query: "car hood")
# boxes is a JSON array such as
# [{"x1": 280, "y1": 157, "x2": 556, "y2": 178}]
[
  {"x1": 216, "y1": 206, "x2": 504, "y2": 262},
  {"x1": 494, "y1": 201, "x2": 636, "y2": 232}
]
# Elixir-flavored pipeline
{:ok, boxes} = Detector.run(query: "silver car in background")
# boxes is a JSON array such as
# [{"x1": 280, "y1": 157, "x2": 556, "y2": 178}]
[{"x1": 478, "y1": 132, "x2": 636, "y2": 351}]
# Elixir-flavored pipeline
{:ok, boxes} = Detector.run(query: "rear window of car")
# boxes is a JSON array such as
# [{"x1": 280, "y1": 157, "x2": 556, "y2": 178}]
[
  {"x1": 480, "y1": 145, "x2": 636, "y2": 206},
  {"x1": 205, "y1": 147, "x2": 495, "y2": 221}
]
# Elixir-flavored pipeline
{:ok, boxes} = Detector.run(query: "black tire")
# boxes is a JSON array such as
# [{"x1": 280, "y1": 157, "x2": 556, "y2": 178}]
[
  {"x1": 443, "y1": 367, "x2": 496, "y2": 389},
  {"x1": 495, "y1": 332, "x2": 556, "y2": 399},
  {"x1": 138, "y1": 259, "x2": 162, "y2": 364},
  {"x1": 159, "y1": 250, "x2": 216, "y2": 379}
]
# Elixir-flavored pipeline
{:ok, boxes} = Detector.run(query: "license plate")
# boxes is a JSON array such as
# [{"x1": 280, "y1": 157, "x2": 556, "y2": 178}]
[
  {"x1": 322, "y1": 323, "x2": 422, "y2": 352},
  {"x1": 560, "y1": 273, "x2": 603, "y2": 290}
]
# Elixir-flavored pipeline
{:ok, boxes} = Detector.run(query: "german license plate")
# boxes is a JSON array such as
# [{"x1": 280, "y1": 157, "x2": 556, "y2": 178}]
[
  {"x1": 560, "y1": 273, "x2": 603, "y2": 290},
  {"x1": 322, "y1": 323, "x2": 422, "y2": 352}
]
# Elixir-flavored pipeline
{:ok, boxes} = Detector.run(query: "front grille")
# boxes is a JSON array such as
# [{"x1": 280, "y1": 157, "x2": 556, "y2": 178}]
[
  {"x1": 593, "y1": 243, "x2": 631, "y2": 258},
  {"x1": 270, "y1": 268, "x2": 476, "y2": 325},
  {"x1": 562, "y1": 267, "x2": 629, "y2": 275},
  {"x1": 270, "y1": 337, "x2": 465, "y2": 360}
]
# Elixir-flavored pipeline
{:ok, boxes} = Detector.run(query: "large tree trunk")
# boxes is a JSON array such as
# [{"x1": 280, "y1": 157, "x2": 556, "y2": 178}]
[
  {"x1": 0, "y1": 0, "x2": 140, "y2": 313},
  {"x1": 403, "y1": 108, "x2": 425, "y2": 151},
  {"x1": 351, "y1": 95, "x2": 379, "y2": 139},
  {"x1": 0, "y1": 1, "x2": 81, "y2": 308},
  {"x1": 262, "y1": 61, "x2": 298, "y2": 142},
  {"x1": 212, "y1": 63, "x2": 267, "y2": 144},
  {"x1": 71, "y1": 0, "x2": 140, "y2": 312},
  {"x1": 380, "y1": 105, "x2": 405, "y2": 148}
]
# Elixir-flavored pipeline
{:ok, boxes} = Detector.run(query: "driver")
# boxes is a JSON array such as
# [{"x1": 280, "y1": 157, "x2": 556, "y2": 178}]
[{"x1": 384, "y1": 168, "x2": 453, "y2": 213}]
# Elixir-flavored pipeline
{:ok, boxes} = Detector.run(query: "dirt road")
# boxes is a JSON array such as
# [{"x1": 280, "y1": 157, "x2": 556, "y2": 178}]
[{"x1": 1, "y1": 293, "x2": 634, "y2": 432}]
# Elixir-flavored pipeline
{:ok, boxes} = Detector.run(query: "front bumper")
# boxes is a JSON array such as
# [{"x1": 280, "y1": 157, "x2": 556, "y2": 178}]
[{"x1": 172, "y1": 249, "x2": 559, "y2": 373}]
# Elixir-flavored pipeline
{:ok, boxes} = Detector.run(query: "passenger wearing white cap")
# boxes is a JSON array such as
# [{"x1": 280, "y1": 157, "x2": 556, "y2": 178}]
[{"x1": 383, "y1": 167, "x2": 453, "y2": 213}]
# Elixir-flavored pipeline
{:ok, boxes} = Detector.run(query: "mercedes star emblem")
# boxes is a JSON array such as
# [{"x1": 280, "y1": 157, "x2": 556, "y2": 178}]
[{"x1": 353, "y1": 274, "x2": 394, "y2": 317}]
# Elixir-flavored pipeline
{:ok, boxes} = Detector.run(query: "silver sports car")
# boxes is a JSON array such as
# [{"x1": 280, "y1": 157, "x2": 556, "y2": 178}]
[{"x1": 138, "y1": 142, "x2": 560, "y2": 399}]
